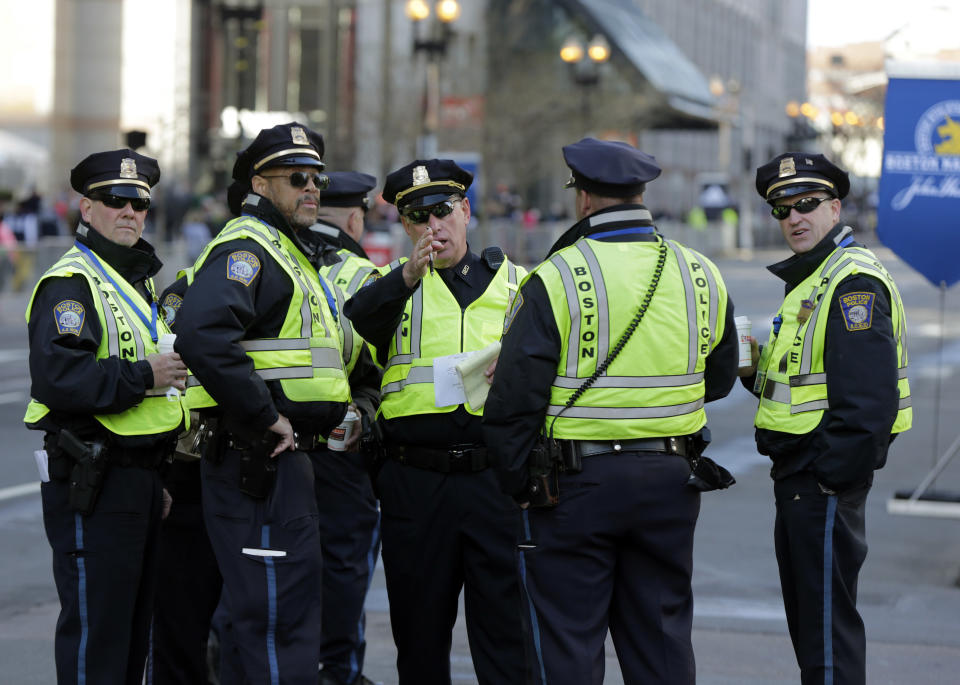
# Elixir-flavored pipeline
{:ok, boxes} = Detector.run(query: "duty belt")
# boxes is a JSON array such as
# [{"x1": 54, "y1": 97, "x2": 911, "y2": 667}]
[
  {"x1": 46, "y1": 442, "x2": 168, "y2": 475},
  {"x1": 385, "y1": 444, "x2": 488, "y2": 473},
  {"x1": 560, "y1": 436, "x2": 692, "y2": 460}
]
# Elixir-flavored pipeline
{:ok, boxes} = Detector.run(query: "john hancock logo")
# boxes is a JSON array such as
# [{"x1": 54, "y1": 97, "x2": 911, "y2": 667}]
[{"x1": 884, "y1": 99, "x2": 960, "y2": 210}]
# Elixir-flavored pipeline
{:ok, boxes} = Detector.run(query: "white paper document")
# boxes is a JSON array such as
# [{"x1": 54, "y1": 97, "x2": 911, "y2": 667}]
[
  {"x1": 455, "y1": 341, "x2": 502, "y2": 411},
  {"x1": 433, "y1": 352, "x2": 473, "y2": 407},
  {"x1": 34, "y1": 449, "x2": 50, "y2": 483}
]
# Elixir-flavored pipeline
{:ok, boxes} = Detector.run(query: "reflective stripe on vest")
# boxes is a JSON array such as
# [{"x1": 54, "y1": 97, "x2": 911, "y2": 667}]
[
  {"x1": 537, "y1": 237, "x2": 727, "y2": 440},
  {"x1": 321, "y1": 250, "x2": 378, "y2": 297},
  {"x1": 754, "y1": 245, "x2": 911, "y2": 434},
  {"x1": 184, "y1": 217, "x2": 348, "y2": 409},
  {"x1": 378, "y1": 258, "x2": 523, "y2": 418},
  {"x1": 24, "y1": 246, "x2": 185, "y2": 436}
]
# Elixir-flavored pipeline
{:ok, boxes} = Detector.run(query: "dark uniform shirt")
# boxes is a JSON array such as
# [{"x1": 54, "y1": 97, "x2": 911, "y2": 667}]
[
  {"x1": 343, "y1": 246, "x2": 497, "y2": 447},
  {"x1": 743, "y1": 223, "x2": 899, "y2": 491},
  {"x1": 26, "y1": 222, "x2": 171, "y2": 448},
  {"x1": 483, "y1": 204, "x2": 740, "y2": 498},
  {"x1": 175, "y1": 195, "x2": 348, "y2": 438}
]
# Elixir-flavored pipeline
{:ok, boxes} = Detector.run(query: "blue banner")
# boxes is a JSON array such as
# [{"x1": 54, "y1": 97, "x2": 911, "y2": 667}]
[{"x1": 877, "y1": 75, "x2": 960, "y2": 287}]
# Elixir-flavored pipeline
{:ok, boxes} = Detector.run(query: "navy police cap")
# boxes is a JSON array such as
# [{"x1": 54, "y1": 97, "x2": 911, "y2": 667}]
[
  {"x1": 562, "y1": 137, "x2": 661, "y2": 197},
  {"x1": 755, "y1": 152, "x2": 849, "y2": 203},
  {"x1": 70, "y1": 148, "x2": 160, "y2": 200},
  {"x1": 320, "y1": 171, "x2": 377, "y2": 209},
  {"x1": 232, "y1": 121, "x2": 325, "y2": 182},
  {"x1": 383, "y1": 159, "x2": 473, "y2": 211}
]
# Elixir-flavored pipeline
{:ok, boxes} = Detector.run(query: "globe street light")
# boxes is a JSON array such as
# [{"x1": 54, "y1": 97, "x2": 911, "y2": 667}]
[
  {"x1": 406, "y1": 0, "x2": 460, "y2": 157},
  {"x1": 559, "y1": 34, "x2": 610, "y2": 130}
]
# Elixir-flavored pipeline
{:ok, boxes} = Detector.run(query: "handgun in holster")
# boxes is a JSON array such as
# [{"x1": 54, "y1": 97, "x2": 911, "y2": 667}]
[
  {"x1": 236, "y1": 432, "x2": 280, "y2": 499},
  {"x1": 58, "y1": 429, "x2": 107, "y2": 516},
  {"x1": 685, "y1": 428, "x2": 736, "y2": 492},
  {"x1": 526, "y1": 436, "x2": 561, "y2": 508}
]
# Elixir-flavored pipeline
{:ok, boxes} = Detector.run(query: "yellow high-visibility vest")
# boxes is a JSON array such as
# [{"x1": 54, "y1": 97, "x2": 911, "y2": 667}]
[
  {"x1": 754, "y1": 245, "x2": 911, "y2": 434},
  {"x1": 25, "y1": 245, "x2": 186, "y2": 436},
  {"x1": 535, "y1": 236, "x2": 728, "y2": 439},
  {"x1": 378, "y1": 257, "x2": 525, "y2": 418},
  {"x1": 184, "y1": 216, "x2": 349, "y2": 409}
]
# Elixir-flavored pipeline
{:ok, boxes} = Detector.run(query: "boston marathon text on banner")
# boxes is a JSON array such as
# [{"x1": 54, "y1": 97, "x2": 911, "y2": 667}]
[{"x1": 877, "y1": 67, "x2": 960, "y2": 287}]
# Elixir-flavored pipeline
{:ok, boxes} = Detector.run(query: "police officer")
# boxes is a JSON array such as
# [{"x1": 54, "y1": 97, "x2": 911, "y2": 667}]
[
  {"x1": 25, "y1": 149, "x2": 188, "y2": 684},
  {"x1": 483, "y1": 138, "x2": 739, "y2": 685},
  {"x1": 744, "y1": 153, "x2": 911, "y2": 685},
  {"x1": 175, "y1": 122, "x2": 350, "y2": 684},
  {"x1": 149, "y1": 271, "x2": 223, "y2": 685},
  {"x1": 304, "y1": 171, "x2": 383, "y2": 685},
  {"x1": 310, "y1": 170, "x2": 380, "y2": 293},
  {"x1": 343, "y1": 159, "x2": 528, "y2": 685}
]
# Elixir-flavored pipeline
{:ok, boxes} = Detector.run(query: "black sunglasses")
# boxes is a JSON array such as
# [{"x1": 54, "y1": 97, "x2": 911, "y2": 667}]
[
  {"x1": 260, "y1": 170, "x2": 330, "y2": 190},
  {"x1": 89, "y1": 193, "x2": 151, "y2": 212},
  {"x1": 770, "y1": 196, "x2": 832, "y2": 220},
  {"x1": 402, "y1": 200, "x2": 458, "y2": 225}
]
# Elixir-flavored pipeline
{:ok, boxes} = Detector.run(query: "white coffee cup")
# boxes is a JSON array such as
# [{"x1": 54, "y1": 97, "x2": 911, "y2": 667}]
[
  {"x1": 157, "y1": 333, "x2": 177, "y2": 355},
  {"x1": 156, "y1": 333, "x2": 180, "y2": 399},
  {"x1": 734, "y1": 316, "x2": 752, "y2": 368},
  {"x1": 327, "y1": 408, "x2": 359, "y2": 451}
]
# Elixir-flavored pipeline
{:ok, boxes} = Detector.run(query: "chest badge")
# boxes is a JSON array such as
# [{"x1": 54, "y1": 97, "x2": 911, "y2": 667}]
[{"x1": 797, "y1": 299, "x2": 816, "y2": 324}]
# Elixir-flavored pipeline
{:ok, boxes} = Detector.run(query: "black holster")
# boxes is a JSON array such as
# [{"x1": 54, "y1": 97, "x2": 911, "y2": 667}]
[
  {"x1": 526, "y1": 437, "x2": 561, "y2": 508},
  {"x1": 235, "y1": 432, "x2": 279, "y2": 499},
  {"x1": 685, "y1": 429, "x2": 736, "y2": 492},
  {"x1": 58, "y1": 429, "x2": 107, "y2": 516}
]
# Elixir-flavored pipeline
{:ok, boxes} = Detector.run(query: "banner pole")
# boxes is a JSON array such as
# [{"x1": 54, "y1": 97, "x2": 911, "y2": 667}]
[{"x1": 931, "y1": 280, "x2": 946, "y2": 478}]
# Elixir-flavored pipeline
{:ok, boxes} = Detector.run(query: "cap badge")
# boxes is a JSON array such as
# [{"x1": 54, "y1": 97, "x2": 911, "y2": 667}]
[
  {"x1": 412, "y1": 165, "x2": 431, "y2": 186},
  {"x1": 120, "y1": 158, "x2": 138, "y2": 179},
  {"x1": 291, "y1": 126, "x2": 309, "y2": 145},
  {"x1": 778, "y1": 158, "x2": 796, "y2": 178}
]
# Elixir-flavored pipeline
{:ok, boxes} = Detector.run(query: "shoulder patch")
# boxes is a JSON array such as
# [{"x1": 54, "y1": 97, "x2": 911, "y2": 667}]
[
  {"x1": 54, "y1": 300, "x2": 85, "y2": 336},
  {"x1": 161, "y1": 293, "x2": 183, "y2": 325},
  {"x1": 226, "y1": 250, "x2": 261, "y2": 286},
  {"x1": 502, "y1": 289, "x2": 524, "y2": 336},
  {"x1": 839, "y1": 291, "x2": 875, "y2": 331}
]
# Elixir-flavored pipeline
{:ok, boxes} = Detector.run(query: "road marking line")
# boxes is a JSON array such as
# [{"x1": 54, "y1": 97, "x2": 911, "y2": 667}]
[
  {"x1": 0, "y1": 392, "x2": 25, "y2": 405},
  {"x1": 0, "y1": 482, "x2": 40, "y2": 502},
  {"x1": 0, "y1": 350, "x2": 28, "y2": 363}
]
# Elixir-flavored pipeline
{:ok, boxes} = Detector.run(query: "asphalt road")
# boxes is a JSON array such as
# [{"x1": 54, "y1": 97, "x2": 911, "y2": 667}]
[{"x1": 0, "y1": 241, "x2": 958, "y2": 684}]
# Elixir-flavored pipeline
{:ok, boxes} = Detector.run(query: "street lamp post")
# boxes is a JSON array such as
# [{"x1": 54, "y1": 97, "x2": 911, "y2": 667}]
[
  {"x1": 559, "y1": 34, "x2": 610, "y2": 132},
  {"x1": 711, "y1": 76, "x2": 755, "y2": 251},
  {"x1": 406, "y1": 0, "x2": 460, "y2": 158}
]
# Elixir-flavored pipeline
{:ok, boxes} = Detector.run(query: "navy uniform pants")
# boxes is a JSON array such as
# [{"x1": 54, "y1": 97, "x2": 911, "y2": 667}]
[
  {"x1": 149, "y1": 459, "x2": 223, "y2": 684},
  {"x1": 310, "y1": 447, "x2": 381, "y2": 685},
  {"x1": 774, "y1": 471, "x2": 870, "y2": 685},
  {"x1": 42, "y1": 465, "x2": 163, "y2": 685},
  {"x1": 519, "y1": 451, "x2": 700, "y2": 685},
  {"x1": 376, "y1": 459, "x2": 527, "y2": 685},
  {"x1": 201, "y1": 447, "x2": 323, "y2": 685}
]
